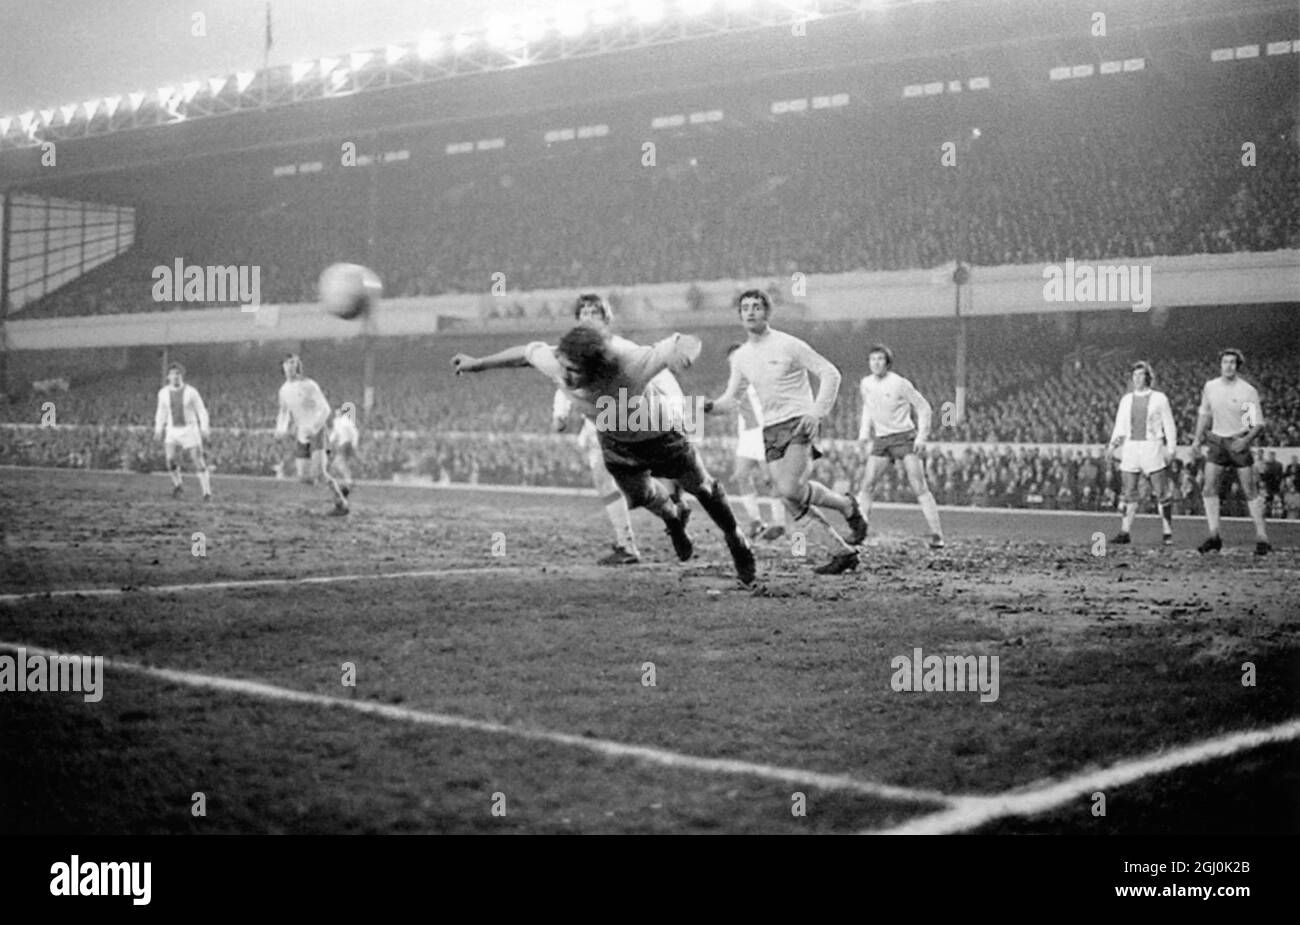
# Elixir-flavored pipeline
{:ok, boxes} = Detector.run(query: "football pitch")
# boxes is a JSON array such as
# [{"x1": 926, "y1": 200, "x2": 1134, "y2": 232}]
[{"x1": 1, "y1": 466, "x2": 1297, "y2": 835}]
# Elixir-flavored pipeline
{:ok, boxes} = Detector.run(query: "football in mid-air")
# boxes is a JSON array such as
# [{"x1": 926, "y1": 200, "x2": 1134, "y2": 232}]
[{"x1": 319, "y1": 262, "x2": 382, "y2": 320}]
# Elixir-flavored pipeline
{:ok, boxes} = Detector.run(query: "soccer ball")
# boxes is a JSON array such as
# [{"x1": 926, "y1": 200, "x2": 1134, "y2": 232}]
[{"x1": 318, "y1": 263, "x2": 382, "y2": 320}]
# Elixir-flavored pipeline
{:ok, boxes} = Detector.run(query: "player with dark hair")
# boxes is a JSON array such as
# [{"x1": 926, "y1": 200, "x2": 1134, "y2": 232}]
[
  {"x1": 550, "y1": 293, "x2": 691, "y2": 566},
  {"x1": 1192, "y1": 349, "x2": 1270, "y2": 555},
  {"x1": 153, "y1": 362, "x2": 212, "y2": 500},
  {"x1": 277, "y1": 354, "x2": 349, "y2": 516},
  {"x1": 1107, "y1": 361, "x2": 1176, "y2": 546},
  {"x1": 856, "y1": 344, "x2": 945, "y2": 548},
  {"x1": 453, "y1": 324, "x2": 757, "y2": 585},
  {"x1": 704, "y1": 289, "x2": 865, "y2": 575}
]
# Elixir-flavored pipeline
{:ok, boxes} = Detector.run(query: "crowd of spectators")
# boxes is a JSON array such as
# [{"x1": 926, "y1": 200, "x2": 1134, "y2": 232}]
[{"x1": 13, "y1": 74, "x2": 1297, "y2": 321}]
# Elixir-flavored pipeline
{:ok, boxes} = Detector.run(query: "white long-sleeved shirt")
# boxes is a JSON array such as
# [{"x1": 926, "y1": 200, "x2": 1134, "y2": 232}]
[
  {"x1": 154, "y1": 384, "x2": 210, "y2": 435},
  {"x1": 858, "y1": 371, "x2": 930, "y2": 440},
  {"x1": 526, "y1": 333, "x2": 697, "y2": 442},
  {"x1": 1110, "y1": 388, "x2": 1176, "y2": 447},
  {"x1": 716, "y1": 328, "x2": 840, "y2": 428},
  {"x1": 277, "y1": 377, "x2": 331, "y2": 442}
]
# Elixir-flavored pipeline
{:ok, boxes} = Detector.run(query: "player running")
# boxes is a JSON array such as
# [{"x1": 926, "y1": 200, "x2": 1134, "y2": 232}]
[
  {"x1": 453, "y1": 325, "x2": 757, "y2": 585},
  {"x1": 551, "y1": 293, "x2": 688, "y2": 566},
  {"x1": 704, "y1": 290, "x2": 866, "y2": 575},
  {"x1": 276, "y1": 354, "x2": 349, "y2": 516},
  {"x1": 1192, "y1": 349, "x2": 1271, "y2": 555},
  {"x1": 326, "y1": 405, "x2": 359, "y2": 498},
  {"x1": 1107, "y1": 361, "x2": 1176, "y2": 546},
  {"x1": 153, "y1": 362, "x2": 212, "y2": 501},
  {"x1": 727, "y1": 344, "x2": 786, "y2": 541},
  {"x1": 855, "y1": 345, "x2": 945, "y2": 549}
]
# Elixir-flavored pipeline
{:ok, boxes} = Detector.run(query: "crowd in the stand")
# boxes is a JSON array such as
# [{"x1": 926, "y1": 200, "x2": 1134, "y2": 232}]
[
  {"x1": 6, "y1": 424, "x2": 1300, "y2": 519},
  {"x1": 14, "y1": 80, "x2": 1297, "y2": 320}
]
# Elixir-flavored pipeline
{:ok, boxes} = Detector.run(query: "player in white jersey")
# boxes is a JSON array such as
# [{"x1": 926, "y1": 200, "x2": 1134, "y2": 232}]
[
  {"x1": 704, "y1": 290, "x2": 866, "y2": 575},
  {"x1": 326, "y1": 404, "x2": 359, "y2": 498},
  {"x1": 453, "y1": 324, "x2": 756, "y2": 585},
  {"x1": 1106, "y1": 361, "x2": 1176, "y2": 546},
  {"x1": 1192, "y1": 349, "x2": 1270, "y2": 555},
  {"x1": 153, "y1": 362, "x2": 212, "y2": 501},
  {"x1": 726, "y1": 343, "x2": 785, "y2": 541},
  {"x1": 856, "y1": 345, "x2": 945, "y2": 548},
  {"x1": 276, "y1": 354, "x2": 349, "y2": 516},
  {"x1": 551, "y1": 294, "x2": 689, "y2": 566}
]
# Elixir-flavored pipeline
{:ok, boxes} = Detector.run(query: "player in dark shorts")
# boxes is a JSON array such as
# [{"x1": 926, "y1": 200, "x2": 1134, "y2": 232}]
[{"x1": 453, "y1": 324, "x2": 757, "y2": 585}]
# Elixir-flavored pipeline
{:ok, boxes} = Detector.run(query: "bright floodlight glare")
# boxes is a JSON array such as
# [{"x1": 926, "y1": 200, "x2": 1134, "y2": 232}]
[
  {"x1": 555, "y1": 4, "x2": 588, "y2": 36},
  {"x1": 630, "y1": 0, "x2": 666, "y2": 23},
  {"x1": 451, "y1": 32, "x2": 477, "y2": 53},
  {"x1": 81, "y1": 99, "x2": 98, "y2": 118},
  {"x1": 40, "y1": 108, "x2": 54, "y2": 125},
  {"x1": 386, "y1": 43, "x2": 408, "y2": 64},
  {"x1": 156, "y1": 86, "x2": 175, "y2": 104},
  {"x1": 723, "y1": 0, "x2": 754, "y2": 10},
  {"x1": 59, "y1": 104, "x2": 77, "y2": 123},
  {"x1": 208, "y1": 76, "x2": 227, "y2": 95},
  {"x1": 679, "y1": 0, "x2": 714, "y2": 14},
  {"x1": 235, "y1": 71, "x2": 255, "y2": 92},
  {"x1": 485, "y1": 14, "x2": 522, "y2": 50},
  {"x1": 127, "y1": 93, "x2": 145, "y2": 111},
  {"x1": 0, "y1": 117, "x2": 10, "y2": 135},
  {"x1": 181, "y1": 81, "x2": 201, "y2": 102},
  {"x1": 417, "y1": 34, "x2": 442, "y2": 60},
  {"x1": 350, "y1": 50, "x2": 373, "y2": 70},
  {"x1": 589, "y1": 3, "x2": 619, "y2": 26},
  {"x1": 104, "y1": 95, "x2": 122, "y2": 115},
  {"x1": 291, "y1": 60, "x2": 314, "y2": 82},
  {"x1": 318, "y1": 57, "x2": 340, "y2": 75}
]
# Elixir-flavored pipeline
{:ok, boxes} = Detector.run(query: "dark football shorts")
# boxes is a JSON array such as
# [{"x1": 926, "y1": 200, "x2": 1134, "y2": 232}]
[
  {"x1": 295, "y1": 427, "x2": 326, "y2": 459},
  {"x1": 763, "y1": 418, "x2": 823, "y2": 463},
  {"x1": 871, "y1": 429, "x2": 917, "y2": 460},
  {"x1": 1204, "y1": 433, "x2": 1253, "y2": 469},
  {"x1": 600, "y1": 431, "x2": 702, "y2": 482}
]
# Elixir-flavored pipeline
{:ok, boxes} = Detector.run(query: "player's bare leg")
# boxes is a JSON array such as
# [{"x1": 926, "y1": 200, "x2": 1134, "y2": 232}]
[
  {"x1": 1237, "y1": 466, "x2": 1271, "y2": 555},
  {"x1": 1115, "y1": 471, "x2": 1140, "y2": 544},
  {"x1": 756, "y1": 464, "x2": 786, "y2": 539},
  {"x1": 854, "y1": 455, "x2": 892, "y2": 538},
  {"x1": 190, "y1": 446, "x2": 212, "y2": 501},
  {"x1": 733, "y1": 456, "x2": 766, "y2": 539},
  {"x1": 313, "y1": 449, "x2": 348, "y2": 515},
  {"x1": 770, "y1": 444, "x2": 857, "y2": 573},
  {"x1": 164, "y1": 444, "x2": 184, "y2": 497},
  {"x1": 588, "y1": 447, "x2": 639, "y2": 564},
  {"x1": 902, "y1": 454, "x2": 944, "y2": 548},
  {"x1": 1150, "y1": 469, "x2": 1174, "y2": 544},
  {"x1": 1199, "y1": 461, "x2": 1225, "y2": 552}
]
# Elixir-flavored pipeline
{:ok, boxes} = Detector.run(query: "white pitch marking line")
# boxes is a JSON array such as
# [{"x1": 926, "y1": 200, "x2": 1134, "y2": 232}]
[
  {"x1": 865, "y1": 717, "x2": 1300, "y2": 835},
  {"x1": 0, "y1": 561, "x2": 703, "y2": 605},
  {"x1": 0, "y1": 640, "x2": 952, "y2": 806}
]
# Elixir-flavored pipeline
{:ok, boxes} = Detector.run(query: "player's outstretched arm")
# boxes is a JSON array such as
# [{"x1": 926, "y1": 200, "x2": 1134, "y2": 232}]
[
  {"x1": 451, "y1": 345, "x2": 532, "y2": 374},
  {"x1": 705, "y1": 352, "x2": 745, "y2": 415}
]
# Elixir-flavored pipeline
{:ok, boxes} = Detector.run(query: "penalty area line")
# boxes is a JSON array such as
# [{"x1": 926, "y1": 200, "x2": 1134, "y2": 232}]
[
  {"x1": 0, "y1": 640, "x2": 953, "y2": 807},
  {"x1": 864, "y1": 717, "x2": 1300, "y2": 835}
]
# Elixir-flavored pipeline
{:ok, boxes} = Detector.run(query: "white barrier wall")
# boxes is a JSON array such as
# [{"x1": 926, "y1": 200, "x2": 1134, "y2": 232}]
[{"x1": 6, "y1": 250, "x2": 1298, "y2": 350}]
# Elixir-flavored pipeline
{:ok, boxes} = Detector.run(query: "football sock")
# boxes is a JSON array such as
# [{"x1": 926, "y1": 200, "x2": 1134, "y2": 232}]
[
  {"x1": 602, "y1": 491, "x2": 638, "y2": 554},
  {"x1": 1121, "y1": 501, "x2": 1137, "y2": 533},
  {"x1": 918, "y1": 491, "x2": 943, "y2": 536},
  {"x1": 807, "y1": 480, "x2": 850, "y2": 516},
  {"x1": 1247, "y1": 496, "x2": 1268, "y2": 540},
  {"x1": 738, "y1": 493, "x2": 762, "y2": 526},
  {"x1": 768, "y1": 496, "x2": 786, "y2": 527},
  {"x1": 793, "y1": 504, "x2": 853, "y2": 554},
  {"x1": 168, "y1": 463, "x2": 183, "y2": 488},
  {"x1": 1158, "y1": 501, "x2": 1172, "y2": 534},
  {"x1": 1204, "y1": 496, "x2": 1221, "y2": 535},
  {"x1": 857, "y1": 490, "x2": 874, "y2": 522},
  {"x1": 197, "y1": 467, "x2": 211, "y2": 496},
  {"x1": 694, "y1": 480, "x2": 741, "y2": 535}
]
